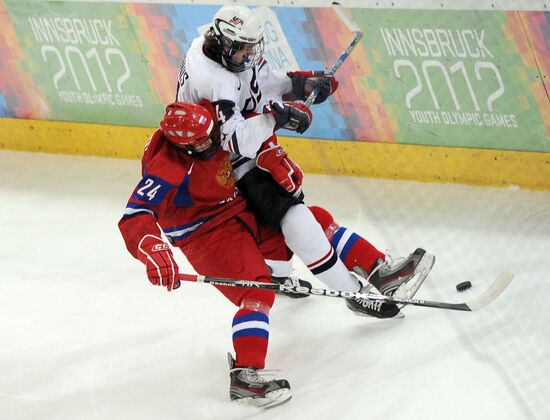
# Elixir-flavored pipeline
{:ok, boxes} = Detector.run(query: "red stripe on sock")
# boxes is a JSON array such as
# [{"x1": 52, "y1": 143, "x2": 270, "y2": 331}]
[{"x1": 307, "y1": 247, "x2": 334, "y2": 269}]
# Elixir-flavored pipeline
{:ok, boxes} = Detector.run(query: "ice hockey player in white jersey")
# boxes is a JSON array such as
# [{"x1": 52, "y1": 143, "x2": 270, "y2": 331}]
[{"x1": 175, "y1": 2, "x2": 431, "y2": 309}]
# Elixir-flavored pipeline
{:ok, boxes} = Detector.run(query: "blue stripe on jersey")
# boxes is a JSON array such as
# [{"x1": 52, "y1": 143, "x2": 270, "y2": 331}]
[
  {"x1": 123, "y1": 202, "x2": 158, "y2": 218},
  {"x1": 132, "y1": 174, "x2": 173, "y2": 206},
  {"x1": 233, "y1": 328, "x2": 269, "y2": 340},
  {"x1": 173, "y1": 174, "x2": 193, "y2": 207},
  {"x1": 163, "y1": 216, "x2": 213, "y2": 241},
  {"x1": 232, "y1": 311, "x2": 269, "y2": 327}
]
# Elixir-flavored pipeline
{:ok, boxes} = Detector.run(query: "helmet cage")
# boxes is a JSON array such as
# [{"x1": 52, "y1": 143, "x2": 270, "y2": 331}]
[{"x1": 218, "y1": 35, "x2": 264, "y2": 72}]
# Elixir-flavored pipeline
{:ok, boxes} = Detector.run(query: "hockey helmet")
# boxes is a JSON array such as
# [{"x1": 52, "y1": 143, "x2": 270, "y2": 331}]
[
  {"x1": 160, "y1": 102, "x2": 218, "y2": 159},
  {"x1": 211, "y1": 3, "x2": 264, "y2": 72}
]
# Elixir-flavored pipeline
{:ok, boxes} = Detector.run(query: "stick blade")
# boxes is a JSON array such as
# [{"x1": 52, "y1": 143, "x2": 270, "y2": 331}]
[
  {"x1": 332, "y1": 2, "x2": 362, "y2": 34},
  {"x1": 465, "y1": 271, "x2": 514, "y2": 311}
]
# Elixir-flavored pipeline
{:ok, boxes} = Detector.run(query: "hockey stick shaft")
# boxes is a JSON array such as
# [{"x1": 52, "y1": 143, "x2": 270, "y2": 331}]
[
  {"x1": 176, "y1": 272, "x2": 513, "y2": 312},
  {"x1": 304, "y1": 4, "x2": 363, "y2": 107}
]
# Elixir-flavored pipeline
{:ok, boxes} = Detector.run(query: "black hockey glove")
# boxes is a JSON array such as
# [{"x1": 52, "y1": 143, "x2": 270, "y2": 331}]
[
  {"x1": 266, "y1": 100, "x2": 313, "y2": 134},
  {"x1": 283, "y1": 71, "x2": 339, "y2": 105}
]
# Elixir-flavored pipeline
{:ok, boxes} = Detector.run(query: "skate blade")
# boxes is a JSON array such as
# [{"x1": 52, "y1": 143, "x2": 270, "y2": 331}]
[
  {"x1": 350, "y1": 310, "x2": 405, "y2": 320},
  {"x1": 233, "y1": 388, "x2": 292, "y2": 409},
  {"x1": 394, "y1": 254, "x2": 435, "y2": 307}
]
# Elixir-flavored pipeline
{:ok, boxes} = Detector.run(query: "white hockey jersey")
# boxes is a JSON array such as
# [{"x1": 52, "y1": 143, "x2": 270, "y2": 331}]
[{"x1": 176, "y1": 37, "x2": 292, "y2": 178}]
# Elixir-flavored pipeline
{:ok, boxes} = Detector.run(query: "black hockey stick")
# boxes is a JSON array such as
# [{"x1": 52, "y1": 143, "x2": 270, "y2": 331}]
[
  {"x1": 177, "y1": 272, "x2": 514, "y2": 312},
  {"x1": 304, "y1": 2, "x2": 363, "y2": 107}
]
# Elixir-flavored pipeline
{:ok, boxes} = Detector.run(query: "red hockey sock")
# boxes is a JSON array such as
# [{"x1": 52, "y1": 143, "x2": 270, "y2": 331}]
[
  {"x1": 334, "y1": 231, "x2": 385, "y2": 273},
  {"x1": 232, "y1": 308, "x2": 269, "y2": 369},
  {"x1": 309, "y1": 205, "x2": 385, "y2": 274}
]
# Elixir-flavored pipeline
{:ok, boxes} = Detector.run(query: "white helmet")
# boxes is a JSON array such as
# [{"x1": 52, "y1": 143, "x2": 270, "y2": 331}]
[{"x1": 211, "y1": 3, "x2": 265, "y2": 72}]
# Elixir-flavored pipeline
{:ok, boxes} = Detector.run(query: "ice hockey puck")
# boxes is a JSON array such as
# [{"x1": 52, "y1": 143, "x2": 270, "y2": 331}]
[{"x1": 456, "y1": 281, "x2": 472, "y2": 292}]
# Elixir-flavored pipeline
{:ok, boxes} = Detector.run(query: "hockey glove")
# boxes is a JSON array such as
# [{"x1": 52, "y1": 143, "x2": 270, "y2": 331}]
[
  {"x1": 137, "y1": 234, "x2": 179, "y2": 291},
  {"x1": 267, "y1": 100, "x2": 312, "y2": 134},
  {"x1": 256, "y1": 140, "x2": 303, "y2": 194},
  {"x1": 283, "y1": 71, "x2": 339, "y2": 105}
]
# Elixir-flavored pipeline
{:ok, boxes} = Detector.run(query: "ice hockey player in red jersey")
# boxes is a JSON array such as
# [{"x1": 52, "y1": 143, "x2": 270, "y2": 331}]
[
  {"x1": 118, "y1": 101, "x2": 292, "y2": 408},
  {"x1": 175, "y1": 3, "x2": 432, "y2": 317}
]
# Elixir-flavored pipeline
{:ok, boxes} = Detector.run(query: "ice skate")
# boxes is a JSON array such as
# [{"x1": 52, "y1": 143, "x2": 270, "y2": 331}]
[
  {"x1": 346, "y1": 248, "x2": 434, "y2": 318},
  {"x1": 271, "y1": 275, "x2": 312, "y2": 298},
  {"x1": 364, "y1": 248, "x2": 431, "y2": 297},
  {"x1": 228, "y1": 353, "x2": 292, "y2": 409},
  {"x1": 392, "y1": 250, "x2": 436, "y2": 303},
  {"x1": 345, "y1": 282, "x2": 402, "y2": 318}
]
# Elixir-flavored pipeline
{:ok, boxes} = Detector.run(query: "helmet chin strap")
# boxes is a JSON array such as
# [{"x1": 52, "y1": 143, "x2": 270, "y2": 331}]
[
  {"x1": 221, "y1": 55, "x2": 245, "y2": 73},
  {"x1": 178, "y1": 144, "x2": 218, "y2": 160}
]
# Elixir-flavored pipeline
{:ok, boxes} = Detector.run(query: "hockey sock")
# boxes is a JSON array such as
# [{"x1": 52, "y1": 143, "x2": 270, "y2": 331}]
[
  {"x1": 280, "y1": 204, "x2": 360, "y2": 291},
  {"x1": 332, "y1": 227, "x2": 385, "y2": 273},
  {"x1": 265, "y1": 259, "x2": 293, "y2": 277},
  {"x1": 232, "y1": 308, "x2": 269, "y2": 369},
  {"x1": 309, "y1": 206, "x2": 385, "y2": 274}
]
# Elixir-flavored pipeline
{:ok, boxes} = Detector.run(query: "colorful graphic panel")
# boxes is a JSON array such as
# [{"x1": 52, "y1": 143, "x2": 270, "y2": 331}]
[
  {"x1": 0, "y1": 2, "x2": 548, "y2": 151},
  {"x1": 3, "y1": 1, "x2": 164, "y2": 126},
  {"x1": 314, "y1": 9, "x2": 550, "y2": 151}
]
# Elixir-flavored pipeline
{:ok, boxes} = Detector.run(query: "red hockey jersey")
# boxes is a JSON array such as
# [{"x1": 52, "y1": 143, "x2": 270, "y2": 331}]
[{"x1": 119, "y1": 129, "x2": 246, "y2": 259}]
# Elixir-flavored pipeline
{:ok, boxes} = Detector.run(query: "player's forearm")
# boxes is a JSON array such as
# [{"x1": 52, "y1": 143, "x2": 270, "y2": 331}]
[
  {"x1": 259, "y1": 66, "x2": 293, "y2": 98},
  {"x1": 118, "y1": 212, "x2": 162, "y2": 260}
]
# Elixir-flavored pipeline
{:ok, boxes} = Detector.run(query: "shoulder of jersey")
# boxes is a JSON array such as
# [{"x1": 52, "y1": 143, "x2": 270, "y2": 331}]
[
  {"x1": 186, "y1": 38, "x2": 239, "y2": 90},
  {"x1": 144, "y1": 132, "x2": 191, "y2": 185}
]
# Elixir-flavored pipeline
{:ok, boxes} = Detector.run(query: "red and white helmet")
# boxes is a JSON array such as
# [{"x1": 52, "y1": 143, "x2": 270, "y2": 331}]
[
  {"x1": 211, "y1": 3, "x2": 264, "y2": 72},
  {"x1": 160, "y1": 102, "x2": 218, "y2": 159}
]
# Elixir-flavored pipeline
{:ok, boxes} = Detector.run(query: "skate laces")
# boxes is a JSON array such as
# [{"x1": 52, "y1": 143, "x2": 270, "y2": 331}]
[
  {"x1": 273, "y1": 273, "x2": 301, "y2": 287},
  {"x1": 367, "y1": 250, "x2": 407, "y2": 283},
  {"x1": 366, "y1": 251, "x2": 392, "y2": 284},
  {"x1": 231, "y1": 367, "x2": 281, "y2": 383},
  {"x1": 283, "y1": 275, "x2": 301, "y2": 287}
]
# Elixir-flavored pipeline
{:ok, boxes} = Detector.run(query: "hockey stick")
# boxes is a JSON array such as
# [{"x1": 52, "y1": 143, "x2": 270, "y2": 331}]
[
  {"x1": 304, "y1": 2, "x2": 363, "y2": 107},
  {"x1": 177, "y1": 272, "x2": 514, "y2": 312}
]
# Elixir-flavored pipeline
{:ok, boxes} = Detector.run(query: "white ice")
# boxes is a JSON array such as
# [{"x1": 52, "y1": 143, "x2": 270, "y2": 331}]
[{"x1": 1, "y1": 150, "x2": 549, "y2": 420}]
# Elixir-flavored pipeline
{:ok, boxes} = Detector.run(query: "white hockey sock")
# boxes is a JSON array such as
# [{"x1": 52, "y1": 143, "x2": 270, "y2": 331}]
[
  {"x1": 265, "y1": 259, "x2": 293, "y2": 277},
  {"x1": 280, "y1": 204, "x2": 360, "y2": 292}
]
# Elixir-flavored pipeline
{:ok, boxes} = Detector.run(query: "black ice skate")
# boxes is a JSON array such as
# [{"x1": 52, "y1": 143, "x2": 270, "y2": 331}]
[
  {"x1": 366, "y1": 248, "x2": 428, "y2": 297},
  {"x1": 345, "y1": 283, "x2": 402, "y2": 319},
  {"x1": 346, "y1": 248, "x2": 433, "y2": 318},
  {"x1": 228, "y1": 353, "x2": 292, "y2": 409},
  {"x1": 271, "y1": 275, "x2": 312, "y2": 298}
]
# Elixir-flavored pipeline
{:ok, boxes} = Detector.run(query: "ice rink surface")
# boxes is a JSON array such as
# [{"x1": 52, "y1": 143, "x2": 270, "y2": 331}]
[{"x1": 1, "y1": 150, "x2": 549, "y2": 420}]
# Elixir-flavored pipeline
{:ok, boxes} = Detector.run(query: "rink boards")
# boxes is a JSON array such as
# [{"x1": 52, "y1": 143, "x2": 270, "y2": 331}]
[
  {"x1": 1, "y1": 116, "x2": 548, "y2": 191},
  {"x1": 0, "y1": 1, "x2": 549, "y2": 189}
]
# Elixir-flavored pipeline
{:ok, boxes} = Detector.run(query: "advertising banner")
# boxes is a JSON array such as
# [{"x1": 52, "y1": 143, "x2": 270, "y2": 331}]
[
  {"x1": 0, "y1": 1, "x2": 548, "y2": 151},
  {"x1": 326, "y1": 9, "x2": 550, "y2": 151},
  {"x1": 3, "y1": 1, "x2": 163, "y2": 126}
]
